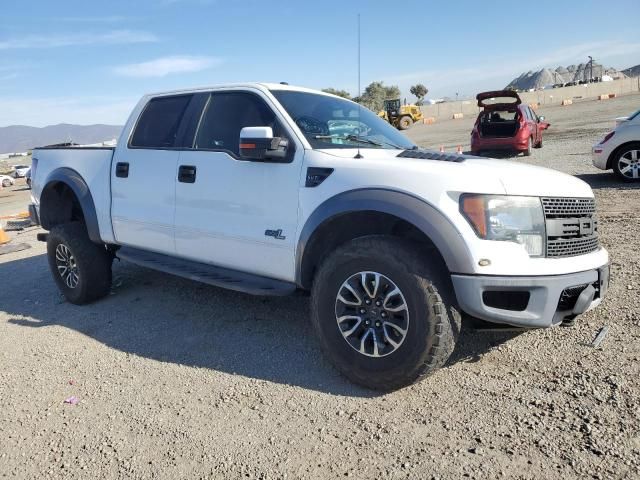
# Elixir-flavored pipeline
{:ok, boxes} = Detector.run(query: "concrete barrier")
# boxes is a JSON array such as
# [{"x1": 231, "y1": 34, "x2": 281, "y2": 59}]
[
  {"x1": 529, "y1": 103, "x2": 539, "y2": 110},
  {"x1": 419, "y1": 77, "x2": 640, "y2": 122},
  {"x1": 561, "y1": 99, "x2": 573, "y2": 106},
  {"x1": 452, "y1": 113, "x2": 464, "y2": 120},
  {"x1": 609, "y1": 93, "x2": 617, "y2": 98},
  {"x1": 422, "y1": 116, "x2": 436, "y2": 125},
  {"x1": 598, "y1": 94, "x2": 610, "y2": 100}
]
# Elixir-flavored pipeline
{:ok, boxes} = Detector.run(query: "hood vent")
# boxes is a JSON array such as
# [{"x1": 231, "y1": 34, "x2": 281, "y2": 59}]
[{"x1": 397, "y1": 149, "x2": 468, "y2": 163}]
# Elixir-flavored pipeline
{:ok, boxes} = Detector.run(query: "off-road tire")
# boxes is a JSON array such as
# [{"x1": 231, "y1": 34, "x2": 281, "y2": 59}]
[
  {"x1": 2, "y1": 178, "x2": 11, "y2": 187},
  {"x1": 398, "y1": 116, "x2": 413, "y2": 130},
  {"x1": 613, "y1": 142, "x2": 640, "y2": 182},
  {"x1": 311, "y1": 235, "x2": 461, "y2": 391},
  {"x1": 47, "y1": 222, "x2": 112, "y2": 305},
  {"x1": 523, "y1": 137, "x2": 533, "y2": 156}
]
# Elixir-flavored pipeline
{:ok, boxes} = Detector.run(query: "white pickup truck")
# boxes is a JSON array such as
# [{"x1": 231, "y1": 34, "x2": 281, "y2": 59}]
[{"x1": 29, "y1": 83, "x2": 609, "y2": 390}]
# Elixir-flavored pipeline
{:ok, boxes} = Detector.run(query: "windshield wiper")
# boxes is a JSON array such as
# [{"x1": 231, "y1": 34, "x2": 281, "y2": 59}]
[
  {"x1": 313, "y1": 134, "x2": 407, "y2": 150},
  {"x1": 313, "y1": 134, "x2": 381, "y2": 147}
]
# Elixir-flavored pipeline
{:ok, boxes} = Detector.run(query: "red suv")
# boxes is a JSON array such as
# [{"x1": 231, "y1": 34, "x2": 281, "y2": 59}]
[{"x1": 470, "y1": 90, "x2": 550, "y2": 156}]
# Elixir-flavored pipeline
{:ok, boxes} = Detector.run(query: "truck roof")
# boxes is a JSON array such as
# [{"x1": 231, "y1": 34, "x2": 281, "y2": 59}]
[{"x1": 143, "y1": 82, "x2": 332, "y2": 99}]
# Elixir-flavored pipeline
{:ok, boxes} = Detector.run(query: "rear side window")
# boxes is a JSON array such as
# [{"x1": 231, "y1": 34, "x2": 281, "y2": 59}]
[
  {"x1": 194, "y1": 92, "x2": 283, "y2": 156},
  {"x1": 130, "y1": 95, "x2": 192, "y2": 148}
]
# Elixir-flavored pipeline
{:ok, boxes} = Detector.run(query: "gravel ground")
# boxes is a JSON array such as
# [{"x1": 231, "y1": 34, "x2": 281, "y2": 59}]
[{"x1": 1, "y1": 95, "x2": 640, "y2": 479}]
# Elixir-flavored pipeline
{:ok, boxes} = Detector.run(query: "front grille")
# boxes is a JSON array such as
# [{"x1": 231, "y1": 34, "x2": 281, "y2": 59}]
[
  {"x1": 542, "y1": 197, "x2": 599, "y2": 258},
  {"x1": 547, "y1": 236, "x2": 599, "y2": 258},
  {"x1": 542, "y1": 197, "x2": 595, "y2": 217}
]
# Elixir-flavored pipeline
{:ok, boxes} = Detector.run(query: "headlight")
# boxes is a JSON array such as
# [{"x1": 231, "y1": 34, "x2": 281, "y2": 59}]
[{"x1": 460, "y1": 194, "x2": 545, "y2": 257}]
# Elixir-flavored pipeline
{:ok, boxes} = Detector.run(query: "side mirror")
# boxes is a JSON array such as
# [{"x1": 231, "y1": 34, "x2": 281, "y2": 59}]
[
  {"x1": 538, "y1": 115, "x2": 545, "y2": 122},
  {"x1": 239, "y1": 126, "x2": 288, "y2": 162}
]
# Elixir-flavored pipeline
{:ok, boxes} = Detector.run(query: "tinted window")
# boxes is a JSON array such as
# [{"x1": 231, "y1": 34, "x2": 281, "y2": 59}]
[
  {"x1": 628, "y1": 109, "x2": 640, "y2": 121},
  {"x1": 130, "y1": 95, "x2": 192, "y2": 148},
  {"x1": 195, "y1": 92, "x2": 282, "y2": 155}
]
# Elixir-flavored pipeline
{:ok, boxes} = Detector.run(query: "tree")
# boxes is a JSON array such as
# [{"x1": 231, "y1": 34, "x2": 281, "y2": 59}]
[
  {"x1": 322, "y1": 88, "x2": 352, "y2": 99},
  {"x1": 353, "y1": 81, "x2": 401, "y2": 112},
  {"x1": 409, "y1": 83, "x2": 428, "y2": 106}
]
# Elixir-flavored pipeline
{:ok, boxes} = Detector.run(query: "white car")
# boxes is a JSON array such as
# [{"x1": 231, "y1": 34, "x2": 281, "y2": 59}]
[
  {"x1": 29, "y1": 83, "x2": 609, "y2": 390},
  {"x1": 1, "y1": 174, "x2": 15, "y2": 188},
  {"x1": 12, "y1": 165, "x2": 30, "y2": 178},
  {"x1": 592, "y1": 108, "x2": 640, "y2": 181}
]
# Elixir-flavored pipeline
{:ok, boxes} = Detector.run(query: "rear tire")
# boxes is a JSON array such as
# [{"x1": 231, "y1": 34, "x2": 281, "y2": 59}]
[
  {"x1": 311, "y1": 236, "x2": 461, "y2": 391},
  {"x1": 613, "y1": 142, "x2": 640, "y2": 182},
  {"x1": 523, "y1": 137, "x2": 533, "y2": 156},
  {"x1": 398, "y1": 116, "x2": 413, "y2": 130},
  {"x1": 2, "y1": 179, "x2": 10, "y2": 187},
  {"x1": 47, "y1": 222, "x2": 113, "y2": 305}
]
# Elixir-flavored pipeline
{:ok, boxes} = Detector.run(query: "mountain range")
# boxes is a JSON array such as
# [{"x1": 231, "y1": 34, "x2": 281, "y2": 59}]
[
  {"x1": 622, "y1": 64, "x2": 640, "y2": 78},
  {"x1": 505, "y1": 63, "x2": 631, "y2": 91},
  {"x1": 0, "y1": 124, "x2": 122, "y2": 154}
]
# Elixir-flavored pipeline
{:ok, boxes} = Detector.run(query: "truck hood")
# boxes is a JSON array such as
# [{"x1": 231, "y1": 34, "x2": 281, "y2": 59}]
[
  {"x1": 464, "y1": 157, "x2": 593, "y2": 197},
  {"x1": 316, "y1": 148, "x2": 594, "y2": 198}
]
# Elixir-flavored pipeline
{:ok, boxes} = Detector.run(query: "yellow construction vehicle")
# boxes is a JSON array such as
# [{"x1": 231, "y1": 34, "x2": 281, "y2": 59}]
[{"x1": 378, "y1": 99, "x2": 424, "y2": 130}]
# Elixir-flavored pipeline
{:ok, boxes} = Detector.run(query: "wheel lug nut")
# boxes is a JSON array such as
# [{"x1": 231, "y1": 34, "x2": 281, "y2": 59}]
[
  {"x1": 375, "y1": 301, "x2": 382, "y2": 307},
  {"x1": 381, "y1": 312, "x2": 387, "y2": 318},
  {"x1": 359, "y1": 308, "x2": 366, "y2": 314},
  {"x1": 365, "y1": 299, "x2": 371, "y2": 305}
]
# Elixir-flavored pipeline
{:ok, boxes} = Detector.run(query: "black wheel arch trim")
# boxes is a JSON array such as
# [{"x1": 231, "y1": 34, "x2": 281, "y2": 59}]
[
  {"x1": 40, "y1": 167, "x2": 102, "y2": 243},
  {"x1": 295, "y1": 188, "x2": 474, "y2": 288}
]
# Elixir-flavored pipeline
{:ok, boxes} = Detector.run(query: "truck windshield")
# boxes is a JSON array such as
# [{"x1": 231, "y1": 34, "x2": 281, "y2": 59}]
[{"x1": 271, "y1": 90, "x2": 416, "y2": 150}]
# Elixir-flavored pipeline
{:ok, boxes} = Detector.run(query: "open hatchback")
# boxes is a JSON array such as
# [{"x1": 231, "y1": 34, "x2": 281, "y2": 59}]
[{"x1": 471, "y1": 90, "x2": 549, "y2": 156}]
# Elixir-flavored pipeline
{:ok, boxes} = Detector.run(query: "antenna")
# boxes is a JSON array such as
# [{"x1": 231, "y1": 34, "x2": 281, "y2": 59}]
[{"x1": 355, "y1": 13, "x2": 363, "y2": 159}]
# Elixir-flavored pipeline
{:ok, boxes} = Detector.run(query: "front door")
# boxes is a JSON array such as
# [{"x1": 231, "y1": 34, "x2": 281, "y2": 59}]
[
  {"x1": 174, "y1": 89, "x2": 303, "y2": 281},
  {"x1": 111, "y1": 94, "x2": 194, "y2": 254}
]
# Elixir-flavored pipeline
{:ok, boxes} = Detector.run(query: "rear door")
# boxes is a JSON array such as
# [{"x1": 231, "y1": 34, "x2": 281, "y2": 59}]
[
  {"x1": 174, "y1": 89, "x2": 303, "y2": 281},
  {"x1": 110, "y1": 94, "x2": 194, "y2": 254}
]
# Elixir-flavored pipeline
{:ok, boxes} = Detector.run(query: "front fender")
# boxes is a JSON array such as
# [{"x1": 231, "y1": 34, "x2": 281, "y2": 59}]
[{"x1": 295, "y1": 188, "x2": 474, "y2": 286}]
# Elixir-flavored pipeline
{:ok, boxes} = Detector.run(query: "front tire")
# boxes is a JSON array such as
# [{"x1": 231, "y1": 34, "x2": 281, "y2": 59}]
[
  {"x1": 311, "y1": 236, "x2": 461, "y2": 391},
  {"x1": 398, "y1": 116, "x2": 413, "y2": 130},
  {"x1": 2, "y1": 178, "x2": 10, "y2": 187},
  {"x1": 613, "y1": 142, "x2": 640, "y2": 182},
  {"x1": 47, "y1": 222, "x2": 113, "y2": 305}
]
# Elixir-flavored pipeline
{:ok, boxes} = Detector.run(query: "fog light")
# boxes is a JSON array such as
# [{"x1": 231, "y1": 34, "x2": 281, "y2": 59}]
[{"x1": 478, "y1": 259, "x2": 491, "y2": 267}]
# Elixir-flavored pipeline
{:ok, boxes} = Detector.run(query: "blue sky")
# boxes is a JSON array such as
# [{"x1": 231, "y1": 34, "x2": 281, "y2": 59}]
[{"x1": 1, "y1": 0, "x2": 639, "y2": 127}]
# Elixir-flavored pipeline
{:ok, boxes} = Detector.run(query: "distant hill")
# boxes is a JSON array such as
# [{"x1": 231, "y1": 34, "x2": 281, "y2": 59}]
[
  {"x1": 622, "y1": 64, "x2": 640, "y2": 77},
  {"x1": 0, "y1": 124, "x2": 122, "y2": 154},
  {"x1": 506, "y1": 63, "x2": 626, "y2": 91}
]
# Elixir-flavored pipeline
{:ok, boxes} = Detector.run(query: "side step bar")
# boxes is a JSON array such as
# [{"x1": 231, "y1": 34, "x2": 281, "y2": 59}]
[{"x1": 116, "y1": 247, "x2": 296, "y2": 296}]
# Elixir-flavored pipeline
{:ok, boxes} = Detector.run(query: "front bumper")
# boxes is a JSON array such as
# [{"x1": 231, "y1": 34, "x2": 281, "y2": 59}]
[{"x1": 452, "y1": 264, "x2": 609, "y2": 328}]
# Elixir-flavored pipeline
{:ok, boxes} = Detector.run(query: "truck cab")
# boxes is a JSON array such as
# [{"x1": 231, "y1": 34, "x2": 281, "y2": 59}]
[{"x1": 29, "y1": 83, "x2": 609, "y2": 391}]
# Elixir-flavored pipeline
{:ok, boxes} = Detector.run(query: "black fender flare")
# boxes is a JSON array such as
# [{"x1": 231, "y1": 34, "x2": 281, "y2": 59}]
[
  {"x1": 295, "y1": 188, "x2": 474, "y2": 286},
  {"x1": 40, "y1": 167, "x2": 101, "y2": 243}
]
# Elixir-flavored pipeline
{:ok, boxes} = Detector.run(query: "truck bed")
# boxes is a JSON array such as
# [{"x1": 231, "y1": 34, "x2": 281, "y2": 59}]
[{"x1": 31, "y1": 146, "x2": 116, "y2": 243}]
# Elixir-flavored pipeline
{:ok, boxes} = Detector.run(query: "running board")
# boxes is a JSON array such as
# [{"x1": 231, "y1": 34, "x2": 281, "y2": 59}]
[{"x1": 116, "y1": 247, "x2": 296, "y2": 296}]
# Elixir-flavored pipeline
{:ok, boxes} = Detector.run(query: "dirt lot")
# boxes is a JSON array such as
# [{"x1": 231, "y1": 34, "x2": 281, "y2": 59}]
[{"x1": 1, "y1": 95, "x2": 640, "y2": 480}]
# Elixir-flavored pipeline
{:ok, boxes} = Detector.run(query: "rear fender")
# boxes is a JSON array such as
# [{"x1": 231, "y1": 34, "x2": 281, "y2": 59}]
[{"x1": 40, "y1": 167, "x2": 101, "y2": 243}]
